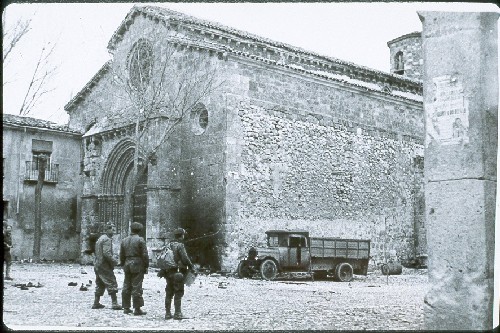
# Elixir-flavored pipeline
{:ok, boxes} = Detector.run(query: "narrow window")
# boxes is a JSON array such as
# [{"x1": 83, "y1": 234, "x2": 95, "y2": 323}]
[{"x1": 394, "y1": 51, "x2": 404, "y2": 75}]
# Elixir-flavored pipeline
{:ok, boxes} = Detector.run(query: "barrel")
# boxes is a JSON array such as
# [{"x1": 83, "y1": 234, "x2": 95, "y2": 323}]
[{"x1": 381, "y1": 262, "x2": 403, "y2": 275}]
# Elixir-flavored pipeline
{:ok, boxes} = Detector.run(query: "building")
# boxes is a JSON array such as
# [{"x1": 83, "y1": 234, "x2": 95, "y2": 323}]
[
  {"x1": 61, "y1": 5, "x2": 427, "y2": 271},
  {"x1": 2, "y1": 114, "x2": 83, "y2": 261}
]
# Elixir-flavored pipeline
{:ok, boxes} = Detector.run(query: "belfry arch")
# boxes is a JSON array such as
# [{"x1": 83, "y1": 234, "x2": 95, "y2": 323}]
[{"x1": 99, "y1": 139, "x2": 147, "y2": 239}]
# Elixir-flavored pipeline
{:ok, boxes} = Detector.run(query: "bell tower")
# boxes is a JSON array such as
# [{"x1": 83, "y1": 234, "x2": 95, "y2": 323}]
[{"x1": 387, "y1": 31, "x2": 423, "y2": 80}]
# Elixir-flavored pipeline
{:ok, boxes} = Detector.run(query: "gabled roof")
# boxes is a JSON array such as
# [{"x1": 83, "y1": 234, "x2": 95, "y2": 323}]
[
  {"x1": 67, "y1": 5, "x2": 423, "y2": 112},
  {"x1": 3, "y1": 113, "x2": 82, "y2": 135},
  {"x1": 108, "y1": 5, "x2": 423, "y2": 89},
  {"x1": 64, "y1": 61, "x2": 112, "y2": 112}
]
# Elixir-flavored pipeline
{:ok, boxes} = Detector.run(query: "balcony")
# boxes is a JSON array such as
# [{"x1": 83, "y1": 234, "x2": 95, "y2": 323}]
[{"x1": 24, "y1": 161, "x2": 59, "y2": 183}]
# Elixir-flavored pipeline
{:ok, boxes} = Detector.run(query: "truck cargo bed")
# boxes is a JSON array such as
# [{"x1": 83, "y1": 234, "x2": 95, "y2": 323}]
[{"x1": 310, "y1": 237, "x2": 370, "y2": 259}]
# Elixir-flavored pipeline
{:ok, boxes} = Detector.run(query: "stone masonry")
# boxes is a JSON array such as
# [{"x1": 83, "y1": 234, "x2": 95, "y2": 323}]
[{"x1": 65, "y1": 6, "x2": 426, "y2": 272}]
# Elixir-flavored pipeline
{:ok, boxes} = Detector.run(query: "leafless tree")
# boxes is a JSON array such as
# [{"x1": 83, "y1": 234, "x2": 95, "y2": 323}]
[
  {"x1": 2, "y1": 14, "x2": 58, "y2": 116},
  {"x1": 111, "y1": 38, "x2": 223, "y2": 189}
]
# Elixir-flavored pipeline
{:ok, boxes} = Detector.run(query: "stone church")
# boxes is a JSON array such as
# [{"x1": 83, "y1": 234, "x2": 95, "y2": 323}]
[{"x1": 64, "y1": 5, "x2": 425, "y2": 271}]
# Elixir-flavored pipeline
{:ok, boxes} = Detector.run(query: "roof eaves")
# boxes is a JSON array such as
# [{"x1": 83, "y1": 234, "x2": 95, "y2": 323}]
[
  {"x1": 387, "y1": 31, "x2": 422, "y2": 46},
  {"x1": 64, "y1": 60, "x2": 112, "y2": 112}
]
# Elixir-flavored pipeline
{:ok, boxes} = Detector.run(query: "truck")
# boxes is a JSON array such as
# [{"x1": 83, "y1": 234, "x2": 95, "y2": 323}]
[{"x1": 237, "y1": 230, "x2": 370, "y2": 282}]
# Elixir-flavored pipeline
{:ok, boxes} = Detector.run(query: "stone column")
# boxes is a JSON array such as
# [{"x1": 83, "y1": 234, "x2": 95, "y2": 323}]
[{"x1": 418, "y1": 11, "x2": 498, "y2": 330}]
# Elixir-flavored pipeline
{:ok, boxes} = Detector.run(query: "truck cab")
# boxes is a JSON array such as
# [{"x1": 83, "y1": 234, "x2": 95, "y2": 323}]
[{"x1": 265, "y1": 230, "x2": 311, "y2": 271}]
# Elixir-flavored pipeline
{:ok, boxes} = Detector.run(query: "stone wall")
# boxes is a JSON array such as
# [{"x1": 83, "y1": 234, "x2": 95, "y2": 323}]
[
  {"x1": 222, "y1": 59, "x2": 425, "y2": 270},
  {"x1": 223, "y1": 103, "x2": 424, "y2": 269}
]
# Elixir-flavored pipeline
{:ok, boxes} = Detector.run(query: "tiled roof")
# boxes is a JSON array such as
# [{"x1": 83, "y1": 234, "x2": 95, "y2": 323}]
[
  {"x1": 108, "y1": 5, "x2": 423, "y2": 88},
  {"x1": 2, "y1": 113, "x2": 82, "y2": 135},
  {"x1": 67, "y1": 5, "x2": 423, "y2": 111}
]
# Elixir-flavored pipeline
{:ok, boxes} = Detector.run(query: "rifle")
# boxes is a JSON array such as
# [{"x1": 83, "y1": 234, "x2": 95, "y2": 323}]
[{"x1": 184, "y1": 229, "x2": 220, "y2": 244}]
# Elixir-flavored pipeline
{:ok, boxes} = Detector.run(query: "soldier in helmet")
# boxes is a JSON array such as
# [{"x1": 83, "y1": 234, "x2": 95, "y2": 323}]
[
  {"x1": 92, "y1": 223, "x2": 122, "y2": 310},
  {"x1": 158, "y1": 227, "x2": 195, "y2": 320},
  {"x1": 120, "y1": 222, "x2": 149, "y2": 316}
]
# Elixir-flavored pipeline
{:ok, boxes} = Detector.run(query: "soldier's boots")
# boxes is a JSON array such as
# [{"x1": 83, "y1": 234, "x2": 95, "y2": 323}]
[
  {"x1": 173, "y1": 312, "x2": 185, "y2": 320},
  {"x1": 123, "y1": 308, "x2": 133, "y2": 314},
  {"x1": 110, "y1": 293, "x2": 122, "y2": 310},
  {"x1": 134, "y1": 308, "x2": 147, "y2": 316},
  {"x1": 91, "y1": 295, "x2": 105, "y2": 309},
  {"x1": 173, "y1": 298, "x2": 185, "y2": 320},
  {"x1": 165, "y1": 298, "x2": 173, "y2": 320}
]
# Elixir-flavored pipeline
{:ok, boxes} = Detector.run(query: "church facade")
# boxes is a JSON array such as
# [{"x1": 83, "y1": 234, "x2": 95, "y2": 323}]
[{"x1": 65, "y1": 6, "x2": 425, "y2": 271}]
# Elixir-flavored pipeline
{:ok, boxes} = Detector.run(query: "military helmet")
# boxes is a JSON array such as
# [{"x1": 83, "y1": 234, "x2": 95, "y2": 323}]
[
  {"x1": 131, "y1": 222, "x2": 143, "y2": 233},
  {"x1": 173, "y1": 272, "x2": 184, "y2": 283},
  {"x1": 173, "y1": 228, "x2": 186, "y2": 236}
]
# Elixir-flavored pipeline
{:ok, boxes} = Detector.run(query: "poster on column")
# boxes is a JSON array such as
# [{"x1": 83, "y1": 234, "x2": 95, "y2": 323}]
[{"x1": 426, "y1": 75, "x2": 470, "y2": 147}]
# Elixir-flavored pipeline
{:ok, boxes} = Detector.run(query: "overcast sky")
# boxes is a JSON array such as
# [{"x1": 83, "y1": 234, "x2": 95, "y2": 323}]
[{"x1": 2, "y1": 2, "x2": 499, "y2": 124}]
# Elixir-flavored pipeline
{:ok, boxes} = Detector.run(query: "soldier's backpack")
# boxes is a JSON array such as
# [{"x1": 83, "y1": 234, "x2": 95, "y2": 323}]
[{"x1": 156, "y1": 243, "x2": 177, "y2": 269}]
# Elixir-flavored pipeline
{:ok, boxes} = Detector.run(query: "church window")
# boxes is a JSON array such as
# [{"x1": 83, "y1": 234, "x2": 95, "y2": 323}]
[
  {"x1": 190, "y1": 103, "x2": 209, "y2": 135},
  {"x1": 394, "y1": 51, "x2": 404, "y2": 75},
  {"x1": 127, "y1": 39, "x2": 154, "y2": 91}
]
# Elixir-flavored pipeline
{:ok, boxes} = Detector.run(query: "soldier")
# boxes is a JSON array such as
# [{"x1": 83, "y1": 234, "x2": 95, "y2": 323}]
[
  {"x1": 3, "y1": 222, "x2": 13, "y2": 281},
  {"x1": 92, "y1": 223, "x2": 122, "y2": 310},
  {"x1": 158, "y1": 228, "x2": 195, "y2": 320},
  {"x1": 120, "y1": 222, "x2": 149, "y2": 316}
]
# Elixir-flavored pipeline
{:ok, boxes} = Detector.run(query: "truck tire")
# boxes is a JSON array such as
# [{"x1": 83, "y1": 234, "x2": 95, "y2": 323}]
[
  {"x1": 335, "y1": 263, "x2": 353, "y2": 282},
  {"x1": 237, "y1": 261, "x2": 250, "y2": 279},
  {"x1": 260, "y1": 259, "x2": 278, "y2": 280}
]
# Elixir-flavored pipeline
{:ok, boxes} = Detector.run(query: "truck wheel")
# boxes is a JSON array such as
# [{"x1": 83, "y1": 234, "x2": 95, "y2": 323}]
[
  {"x1": 237, "y1": 261, "x2": 250, "y2": 279},
  {"x1": 260, "y1": 259, "x2": 278, "y2": 280},
  {"x1": 335, "y1": 263, "x2": 353, "y2": 282}
]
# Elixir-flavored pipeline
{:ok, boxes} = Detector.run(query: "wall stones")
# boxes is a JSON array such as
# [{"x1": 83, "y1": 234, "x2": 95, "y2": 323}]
[{"x1": 223, "y1": 103, "x2": 424, "y2": 269}]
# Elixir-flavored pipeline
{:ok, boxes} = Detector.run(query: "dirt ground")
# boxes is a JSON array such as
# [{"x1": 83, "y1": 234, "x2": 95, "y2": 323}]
[{"x1": 3, "y1": 262, "x2": 428, "y2": 330}]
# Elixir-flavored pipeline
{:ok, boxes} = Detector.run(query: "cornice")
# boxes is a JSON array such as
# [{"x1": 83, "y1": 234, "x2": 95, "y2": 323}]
[
  {"x1": 108, "y1": 6, "x2": 422, "y2": 91},
  {"x1": 64, "y1": 60, "x2": 112, "y2": 112}
]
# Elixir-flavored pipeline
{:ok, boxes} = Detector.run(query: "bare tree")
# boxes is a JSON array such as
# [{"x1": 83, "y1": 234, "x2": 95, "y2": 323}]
[
  {"x1": 2, "y1": 14, "x2": 58, "y2": 116},
  {"x1": 111, "y1": 38, "x2": 223, "y2": 189}
]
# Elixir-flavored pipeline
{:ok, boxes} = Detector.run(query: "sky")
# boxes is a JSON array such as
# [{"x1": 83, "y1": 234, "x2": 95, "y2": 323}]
[{"x1": 2, "y1": 2, "x2": 499, "y2": 124}]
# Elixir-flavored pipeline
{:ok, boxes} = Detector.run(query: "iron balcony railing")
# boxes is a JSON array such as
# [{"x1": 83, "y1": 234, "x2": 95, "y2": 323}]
[{"x1": 24, "y1": 161, "x2": 59, "y2": 183}]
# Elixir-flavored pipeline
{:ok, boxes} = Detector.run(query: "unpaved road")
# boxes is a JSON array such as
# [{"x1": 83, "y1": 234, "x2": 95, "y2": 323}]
[{"x1": 3, "y1": 262, "x2": 428, "y2": 330}]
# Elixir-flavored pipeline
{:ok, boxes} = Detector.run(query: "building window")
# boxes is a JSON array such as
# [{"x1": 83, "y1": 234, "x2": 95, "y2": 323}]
[
  {"x1": 394, "y1": 51, "x2": 404, "y2": 75},
  {"x1": 32, "y1": 151, "x2": 51, "y2": 170},
  {"x1": 127, "y1": 39, "x2": 154, "y2": 91},
  {"x1": 25, "y1": 139, "x2": 58, "y2": 183},
  {"x1": 190, "y1": 103, "x2": 209, "y2": 135}
]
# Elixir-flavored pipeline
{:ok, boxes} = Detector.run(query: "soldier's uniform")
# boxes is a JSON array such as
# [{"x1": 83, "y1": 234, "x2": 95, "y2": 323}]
[
  {"x1": 120, "y1": 222, "x2": 149, "y2": 315},
  {"x1": 92, "y1": 228, "x2": 122, "y2": 309},
  {"x1": 3, "y1": 223, "x2": 13, "y2": 280},
  {"x1": 158, "y1": 228, "x2": 195, "y2": 320}
]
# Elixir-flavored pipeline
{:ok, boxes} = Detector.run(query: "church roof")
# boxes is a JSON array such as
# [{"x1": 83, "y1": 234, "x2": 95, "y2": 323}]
[
  {"x1": 3, "y1": 113, "x2": 82, "y2": 135},
  {"x1": 66, "y1": 5, "x2": 423, "y2": 112}
]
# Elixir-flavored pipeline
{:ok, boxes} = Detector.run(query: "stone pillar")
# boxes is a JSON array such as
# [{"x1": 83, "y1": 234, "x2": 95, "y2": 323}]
[{"x1": 418, "y1": 11, "x2": 498, "y2": 330}]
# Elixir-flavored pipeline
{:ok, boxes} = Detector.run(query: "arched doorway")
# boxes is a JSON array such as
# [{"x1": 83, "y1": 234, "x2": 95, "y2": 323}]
[{"x1": 99, "y1": 139, "x2": 147, "y2": 239}]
